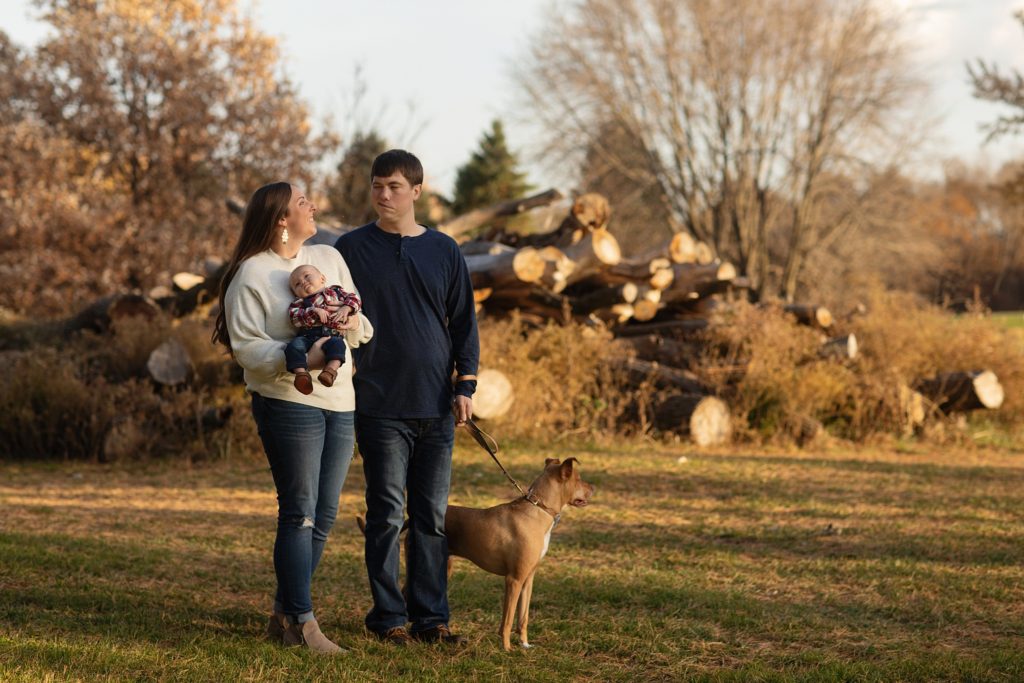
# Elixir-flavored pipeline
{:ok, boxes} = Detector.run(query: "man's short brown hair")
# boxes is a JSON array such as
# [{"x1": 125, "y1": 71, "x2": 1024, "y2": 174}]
[{"x1": 370, "y1": 149, "x2": 424, "y2": 186}]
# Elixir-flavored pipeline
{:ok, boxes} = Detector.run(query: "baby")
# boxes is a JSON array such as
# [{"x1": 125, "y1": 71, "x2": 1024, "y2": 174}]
[{"x1": 285, "y1": 264, "x2": 361, "y2": 395}]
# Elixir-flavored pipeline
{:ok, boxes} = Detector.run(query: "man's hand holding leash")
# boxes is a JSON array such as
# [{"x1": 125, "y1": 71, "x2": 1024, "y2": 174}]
[
  {"x1": 452, "y1": 395, "x2": 473, "y2": 426},
  {"x1": 452, "y1": 373, "x2": 475, "y2": 425}
]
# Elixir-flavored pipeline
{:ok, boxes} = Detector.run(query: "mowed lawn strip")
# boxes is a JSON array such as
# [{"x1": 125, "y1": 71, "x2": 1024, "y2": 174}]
[{"x1": 1, "y1": 440, "x2": 1023, "y2": 682}]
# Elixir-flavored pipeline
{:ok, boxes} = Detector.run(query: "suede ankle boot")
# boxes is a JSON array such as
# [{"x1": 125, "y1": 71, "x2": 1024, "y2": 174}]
[{"x1": 283, "y1": 617, "x2": 344, "y2": 654}]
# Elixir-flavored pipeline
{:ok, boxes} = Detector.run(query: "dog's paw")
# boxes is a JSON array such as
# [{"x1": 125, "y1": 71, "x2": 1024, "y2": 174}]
[{"x1": 520, "y1": 641, "x2": 533, "y2": 649}]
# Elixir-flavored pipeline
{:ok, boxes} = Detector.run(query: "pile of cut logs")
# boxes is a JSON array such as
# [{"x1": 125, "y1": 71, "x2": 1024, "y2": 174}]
[
  {"x1": 436, "y1": 190, "x2": 1005, "y2": 444},
  {"x1": 435, "y1": 190, "x2": 746, "y2": 445},
  {"x1": 58, "y1": 189, "x2": 1006, "y2": 447}
]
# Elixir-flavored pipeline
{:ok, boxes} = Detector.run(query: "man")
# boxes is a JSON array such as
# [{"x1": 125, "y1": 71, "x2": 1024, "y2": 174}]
[{"x1": 336, "y1": 150, "x2": 478, "y2": 645}]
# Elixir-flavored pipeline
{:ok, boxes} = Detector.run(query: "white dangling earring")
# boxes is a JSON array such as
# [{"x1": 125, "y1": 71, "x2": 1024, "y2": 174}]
[{"x1": 281, "y1": 227, "x2": 289, "y2": 244}]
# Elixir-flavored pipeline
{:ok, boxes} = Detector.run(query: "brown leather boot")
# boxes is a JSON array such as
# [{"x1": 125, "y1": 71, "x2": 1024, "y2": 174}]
[
  {"x1": 293, "y1": 370, "x2": 314, "y2": 395},
  {"x1": 282, "y1": 617, "x2": 344, "y2": 654},
  {"x1": 265, "y1": 612, "x2": 288, "y2": 642},
  {"x1": 318, "y1": 366, "x2": 338, "y2": 387}
]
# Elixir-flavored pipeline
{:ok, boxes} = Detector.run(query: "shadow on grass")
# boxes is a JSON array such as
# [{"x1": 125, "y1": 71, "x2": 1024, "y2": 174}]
[{"x1": 3, "y1": 518, "x2": 1024, "y2": 682}]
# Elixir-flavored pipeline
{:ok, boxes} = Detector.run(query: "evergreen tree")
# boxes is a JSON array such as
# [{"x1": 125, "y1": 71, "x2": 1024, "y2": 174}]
[
  {"x1": 452, "y1": 120, "x2": 531, "y2": 215},
  {"x1": 326, "y1": 129, "x2": 389, "y2": 225}
]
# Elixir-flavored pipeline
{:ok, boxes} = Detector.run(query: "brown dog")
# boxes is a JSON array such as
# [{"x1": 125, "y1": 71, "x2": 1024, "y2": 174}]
[
  {"x1": 355, "y1": 457, "x2": 594, "y2": 650},
  {"x1": 446, "y1": 457, "x2": 594, "y2": 650}
]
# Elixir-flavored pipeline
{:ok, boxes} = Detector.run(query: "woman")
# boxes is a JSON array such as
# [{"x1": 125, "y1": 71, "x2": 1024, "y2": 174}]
[{"x1": 212, "y1": 182, "x2": 372, "y2": 654}]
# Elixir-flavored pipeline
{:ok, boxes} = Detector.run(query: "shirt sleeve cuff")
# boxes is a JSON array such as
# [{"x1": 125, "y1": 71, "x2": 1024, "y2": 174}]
[{"x1": 454, "y1": 379, "x2": 477, "y2": 398}]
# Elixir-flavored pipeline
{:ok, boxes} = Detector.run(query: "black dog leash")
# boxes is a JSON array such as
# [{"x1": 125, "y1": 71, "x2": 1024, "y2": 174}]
[{"x1": 462, "y1": 419, "x2": 559, "y2": 522}]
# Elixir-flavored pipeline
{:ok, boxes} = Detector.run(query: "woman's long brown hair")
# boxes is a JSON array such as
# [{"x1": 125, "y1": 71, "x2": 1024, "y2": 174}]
[{"x1": 212, "y1": 182, "x2": 293, "y2": 350}]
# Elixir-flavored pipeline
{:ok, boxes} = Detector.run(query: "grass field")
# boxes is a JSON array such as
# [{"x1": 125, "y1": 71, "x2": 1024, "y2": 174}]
[{"x1": 1, "y1": 438, "x2": 1023, "y2": 682}]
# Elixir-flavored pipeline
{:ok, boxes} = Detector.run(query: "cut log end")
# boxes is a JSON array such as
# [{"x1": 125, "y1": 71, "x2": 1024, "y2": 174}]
[
  {"x1": 973, "y1": 370, "x2": 1005, "y2": 409},
  {"x1": 669, "y1": 232, "x2": 697, "y2": 264},
  {"x1": 715, "y1": 262, "x2": 737, "y2": 281},
  {"x1": 571, "y1": 193, "x2": 611, "y2": 231},
  {"x1": 784, "y1": 304, "x2": 834, "y2": 329},
  {"x1": 172, "y1": 272, "x2": 206, "y2": 292},
  {"x1": 591, "y1": 229, "x2": 622, "y2": 265},
  {"x1": 473, "y1": 368, "x2": 515, "y2": 420},
  {"x1": 689, "y1": 396, "x2": 731, "y2": 446},
  {"x1": 820, "y1": 334, "x2": 858, "y2": 361},
  {"x1": 694, "y1": 242, "x2": 715, "y2": 265},
  {"x1": 147, "y1": 337, "x2": 194, "y2": 386},
  {"x1": 649, "y1": 267, "x2": 674, "y2": 290},
  {"x1": 631, "y1": 299, "x2": 660, "y2": 322},
  {"x1": 512, "y1": 247, "x2": 546, "y2": 283}
]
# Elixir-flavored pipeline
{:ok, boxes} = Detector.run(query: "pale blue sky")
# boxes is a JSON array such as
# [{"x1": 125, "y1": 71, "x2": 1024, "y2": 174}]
[{"x1": 3, "y1": 0, "x2": 1023, "y2": 195}]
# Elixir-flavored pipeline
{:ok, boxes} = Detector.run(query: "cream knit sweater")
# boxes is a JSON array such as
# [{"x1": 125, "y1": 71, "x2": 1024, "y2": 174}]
[{"x1": 224, "y1": 244, "x2": 373, "y2": 411}]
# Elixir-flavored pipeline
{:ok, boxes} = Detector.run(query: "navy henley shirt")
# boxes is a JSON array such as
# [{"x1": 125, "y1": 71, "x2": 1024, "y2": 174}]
[{"x1": 335, "y1": 223, "x2": 480, "y2": 419}]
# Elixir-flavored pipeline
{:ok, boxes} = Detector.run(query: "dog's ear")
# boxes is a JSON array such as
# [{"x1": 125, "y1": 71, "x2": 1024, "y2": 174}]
[
  {"x1": 559, "y1": 457, "x2": 579, "y2": 480},
  {"x1": 545, "y1": 457, "x2": 559, "y2": 466}
]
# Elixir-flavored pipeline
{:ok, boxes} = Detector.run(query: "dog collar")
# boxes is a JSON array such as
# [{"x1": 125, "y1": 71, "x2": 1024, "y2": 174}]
[{"x1": 524, "y1": 490, "x2": 561, "y2": 525}]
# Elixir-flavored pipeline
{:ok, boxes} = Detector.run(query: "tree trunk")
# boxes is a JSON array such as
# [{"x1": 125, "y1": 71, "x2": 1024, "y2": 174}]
[
  {"x1": 465, "y1": 247, "x2": 546, "y2": 289},
  {"x1": 660, "y1": 263, "x2": 737, "y2": 304},
  {"x1": 460, "y1": 241, "x2": 516, "y2": 257},
  {"x1": 652, "y1": 393, "x2": 731, "y2": 446},
  {"x1": 617, "y1": 319, "x2": 710, "y2": 337},
  {"x1": 562, "y1": 229, "x2": 622, "y2": 285},
  {"x1": 819, "y1": 334, "x2": 858, "y2": 360},
  {"x1": 914, "y1": 370, "x2": 1005, "y2": 412},
  {"x1": 439, "y1": 188, "x2": 565, "y2": 238},
  {"x1": 783, "y1": 304, "x2": 833, "y2": 329},
  {"x1": 572, "y1": 283, "x2": 639, "y2": 314},
  {"x1": 618, "y1": 359, "x2": 706, "y2": 394},
  {"x1": 480, "y1": 191, "x2": 609, "y2": 248},
  {"x1": 64, "y1": 294, "x2": 163, "y2": 333},
  {"x1": 620, "y1": 335, "x2": 700, "y2": 365}
]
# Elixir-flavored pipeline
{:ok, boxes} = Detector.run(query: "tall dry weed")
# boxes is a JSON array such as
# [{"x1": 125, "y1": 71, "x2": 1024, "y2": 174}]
[
  {"x1": 477, "y1": 313, "x2": 630, "y2": 440},
  {"x1": 850, "y1": 288, "x2": 1024, "y2": 432},
  {"x1": 0, "y1": 312, "x2": 242, "y2": 461},
  {"x1": 696, "y1": 302, "x2": 858, "y2": 442},
  {"x1": 697, "y1": 290, "x2": 1024, "y2": 444}
]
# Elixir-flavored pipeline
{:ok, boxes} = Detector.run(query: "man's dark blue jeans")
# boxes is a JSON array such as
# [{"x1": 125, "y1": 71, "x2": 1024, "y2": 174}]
[
  {"x1": 284, "y1": 327, "x2": 347, "y2": 372},
  {"x1": 357, "y1": 414, "x2": 455, "y2": 635},
  {"x1": 251, "y1": 393, "x2": 355, "y2": 624}
]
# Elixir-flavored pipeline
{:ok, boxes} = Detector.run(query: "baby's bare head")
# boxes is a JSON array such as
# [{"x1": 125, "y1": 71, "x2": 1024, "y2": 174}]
[{"x1": 289, "y1": 264, "x2": 327, "y2": 298}]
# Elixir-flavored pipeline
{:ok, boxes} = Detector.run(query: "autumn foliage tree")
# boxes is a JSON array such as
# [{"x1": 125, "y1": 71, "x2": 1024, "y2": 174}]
[
  {"x1": 29, "y1": 0, "x2": 325, "y2": 210},
  {"x1": 0, "y1": 0, "x2": 331, "y2": 316}
]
